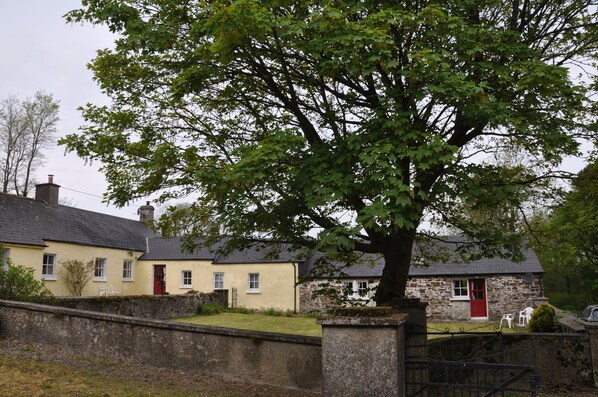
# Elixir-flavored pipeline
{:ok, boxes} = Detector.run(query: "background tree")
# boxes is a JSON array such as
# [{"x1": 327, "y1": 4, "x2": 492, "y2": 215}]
[
  {"x1": 531, "y1": 160, "x2": 598, "y2": 310},
  {"x1": 63, "y1": 0, "x2": 598, "y2": 303},
  {"x1": 60, "y1": 259, "x2": 95, "y2": 297},
  {"x1": 0, "y1": 91, "x2": 59, "y2": 196}
]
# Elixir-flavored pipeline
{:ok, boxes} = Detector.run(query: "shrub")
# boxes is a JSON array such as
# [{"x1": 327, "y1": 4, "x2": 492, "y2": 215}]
[
  {"x1": 198, "y1": 304, "x2": 223, "y2": 315},
  {"x1": 264, "y1": 307, "x2": 283, "y2": 316},
  {"x1": 529, "y1": 304, "x2": 557, "y2": 332},
  {"x1": 0, "y1": 259, "x2": 53, "y2": 302},
  {"x1": 224, "y1": 306, "x2": 255, "y2": 314},
  {"x1": 60, "y1": 258, "x2": 95, "y2": 296}
]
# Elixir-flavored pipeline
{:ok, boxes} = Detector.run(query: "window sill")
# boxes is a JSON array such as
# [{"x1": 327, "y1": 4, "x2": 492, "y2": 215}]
[
  {"x1": 180, "y1": 285, "x2": 192, "y2": 289},
  {"x1": 247, "y1": 290, "x2": 261, "y2": 294},
  {"x1": 450, "y1": 297, "x2": 470, "y2": 302},
  {"x1": 42, "y1": 277, "x2": 57, "y2": 281},
  {"x1": 93, "y1": 278, "x2": 107, "y2": 282},
  {"x1": 122, "y1": 279, "x2": 134, "y2": 282}
]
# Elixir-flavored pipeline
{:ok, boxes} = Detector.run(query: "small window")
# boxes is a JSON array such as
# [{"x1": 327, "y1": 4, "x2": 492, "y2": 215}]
[
  {"x1": 248, "y1": 273, "x2": 260, "y2": 292},
  {"x1": 181, "y1": 270, "x2": 192, "y2": 288},
  {"x1": 122, "y1": 260, "x2": 133, "y2": 280},
  {"x1": 1, "y1": 248, "x2": 10, "y2": 271},
  {"x1": 214, "y1": 272, "x2": 224, "y2": 289},
  {"x1": 94, "y1": 258, "x2": 106, "y2": 280},
  {"x1": 357, "y1": 281, "x2": 368, "y2": 297},
  {"x1": 452, "y1": 279, "x2": 469, "y2": 299},
  {"x1": 42, "y1": 254, "x2": 56, "y2": 280}
]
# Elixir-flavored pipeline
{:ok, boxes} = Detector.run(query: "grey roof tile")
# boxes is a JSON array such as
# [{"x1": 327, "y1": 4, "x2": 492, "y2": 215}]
[{"x1": 0, "y1": 193, "x2": 154, "y2": 251}]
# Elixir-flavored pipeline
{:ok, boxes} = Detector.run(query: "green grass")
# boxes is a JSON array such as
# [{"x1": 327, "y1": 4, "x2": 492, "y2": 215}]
[
  {"x1": 173, "y1": 312, "x2": 323, "y2": 337},
  {"x1": 174, "y1": 311, "x2": 526, "y2": 338}
]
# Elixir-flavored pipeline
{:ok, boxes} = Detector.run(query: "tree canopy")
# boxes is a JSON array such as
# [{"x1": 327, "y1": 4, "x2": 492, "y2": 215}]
[
  {"x1": 531, "y1": 161, "x2": 598, "y2": 309},
  {"x1": 63, "y1": 0, "x2": 598, "y2": 302}
]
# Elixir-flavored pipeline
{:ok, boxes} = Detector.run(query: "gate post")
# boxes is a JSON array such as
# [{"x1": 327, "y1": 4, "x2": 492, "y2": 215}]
[
  {"x1": 317, "y1": 309, "x2": 408, "y2": 397},
  {"x1": 584, "y1": 322, "x2": 598, "y2": 387}
]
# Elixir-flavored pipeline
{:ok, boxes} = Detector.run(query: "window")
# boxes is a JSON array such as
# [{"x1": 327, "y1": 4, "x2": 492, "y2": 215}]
[
  {"x1": 122, "y1": 260, "x2": 133, "y2": 280},
  {"x1": 1, "y1": 248, "x2": 10, "y2": 271},
  {"x1": 248, "y1": 273, "x2": 260, "y2": 292},
  {"x1": 94, "y1": 258, "x2": 106, "y2": 280},
  {"x1": 181, "y1": 270, "x2": 192, "y2": 288},
  {"x1": 343, "y1": 280, "x2": 370, "y2": 300},
  {"x1": 214, "y1": 272, "x2": 224, "y2": 289},
  {"x1": 42, "y1": 254, "x2": 56, "y2": 280},
  {"x1": 452, "y1": 279, "x2": 469, "y2": 299}
]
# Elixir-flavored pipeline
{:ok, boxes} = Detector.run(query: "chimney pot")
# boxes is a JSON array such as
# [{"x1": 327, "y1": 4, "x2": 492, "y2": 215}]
[{"x1": 48, "y1": 174, "x2": 54, "y2": 184}]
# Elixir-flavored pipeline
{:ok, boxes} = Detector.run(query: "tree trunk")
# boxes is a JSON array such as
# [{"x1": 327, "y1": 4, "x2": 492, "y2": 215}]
[{"x1": 374, "y1": 230, "x2": 417, "y2": 305}]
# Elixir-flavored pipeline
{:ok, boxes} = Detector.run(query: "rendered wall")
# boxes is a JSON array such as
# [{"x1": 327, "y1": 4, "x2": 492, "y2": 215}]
[
  {"x1": 0, "y1": 300, "x2": 322, "y2": 393},
  {"x1": 138, "y1": 260, "x2": 299, "y2": 311}
]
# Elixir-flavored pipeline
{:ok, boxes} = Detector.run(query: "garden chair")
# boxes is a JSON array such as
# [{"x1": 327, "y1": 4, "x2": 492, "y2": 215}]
[
  {"x1": 518, "y1": 307, "x2": 534, "y2": 326},
  {"x1": 500, "y1": 313, "x2": 515, "y2": 329}
]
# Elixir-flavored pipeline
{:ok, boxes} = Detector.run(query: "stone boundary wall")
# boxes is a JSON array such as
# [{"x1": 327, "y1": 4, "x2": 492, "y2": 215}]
[
  {"x1": 0, "y1": 300, "x2": 322, "y2": 393},
  {"x1": 51, "y1": 290, "x2": 228, "y2": 319},
  {"x1": 427, "y1": 333, "x2": 593, "y2": 387}
]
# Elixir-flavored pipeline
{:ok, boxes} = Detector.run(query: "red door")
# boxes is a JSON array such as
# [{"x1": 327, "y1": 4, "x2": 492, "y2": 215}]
[
  {"x1": 154, "y1": 265, "x2": 166, "y2": 295},
  {"x1": 469, "y1": 279, "x2": 487, "y2": 318}
]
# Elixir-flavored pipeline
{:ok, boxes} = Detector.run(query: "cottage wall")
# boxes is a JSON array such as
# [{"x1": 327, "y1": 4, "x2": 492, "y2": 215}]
[{"x1": 300, "y1": 274, "x2": 544, "y2": 322}]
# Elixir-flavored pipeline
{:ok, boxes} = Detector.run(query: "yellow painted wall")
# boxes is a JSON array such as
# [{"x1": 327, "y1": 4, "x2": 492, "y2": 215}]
[
  {"x1": 137, "y1": 260, "x2": 299, "y2": 311},
  {"x1": 4, "y1": 242, "x2": 145, "y2": 297},
  {"x1": 4, "y1": 242, "x2": 299, "y2": 310}
]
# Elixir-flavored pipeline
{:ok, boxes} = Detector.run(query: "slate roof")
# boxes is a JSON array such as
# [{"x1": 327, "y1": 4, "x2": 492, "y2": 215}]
[
  {"x1": 300, "y1": 246, "x2": 544, "y2": 278},
  {"x1": 0, "y1": 193, "x2": 154, "y2": 251},
  {"x1": 140, "y1": 237, "x2": 305, "y2": 264}
]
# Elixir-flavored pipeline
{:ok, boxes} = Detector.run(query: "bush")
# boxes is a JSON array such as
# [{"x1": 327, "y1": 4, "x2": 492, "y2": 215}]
[
  {"x1": 198, "y1": 303, "x2": 223, "y2": 315},
  {"x1": 0, "y1": 259, "x2": 53, "y2": 302},
  {"x1": 529, "y1": 304, "x2": 557, "y2": 332},
  {"x1": 60, "y1": 258, "x2": 95, "y2": 296}
]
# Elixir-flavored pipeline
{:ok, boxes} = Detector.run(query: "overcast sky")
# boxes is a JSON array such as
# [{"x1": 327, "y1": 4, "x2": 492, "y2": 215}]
[
  {"x1": 1, "y1": 1, "x2": 591, "y2": 222},
  {"x1": 0, "y1": 0, "x2": 144, "y2": 219}
]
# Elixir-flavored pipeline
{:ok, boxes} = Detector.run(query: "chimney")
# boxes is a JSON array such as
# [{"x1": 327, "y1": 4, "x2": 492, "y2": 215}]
[
  {"x1": 138, "y1": 201, "x2": 155, "y2": 223},
  {"x1": 35, "y1": 174, "x2": 60, "y2": 208}
]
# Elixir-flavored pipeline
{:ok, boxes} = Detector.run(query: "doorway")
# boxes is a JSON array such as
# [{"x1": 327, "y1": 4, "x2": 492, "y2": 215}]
[
  {"x1": 153, "y1": 265, "x2": 166, "y2": 295},
  {"x1": 469, "y1": 278, "x2": 487, "y2": 318}
]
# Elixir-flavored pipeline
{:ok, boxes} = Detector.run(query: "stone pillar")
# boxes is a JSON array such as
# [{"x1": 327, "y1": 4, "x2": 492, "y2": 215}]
[
  {"x1": 584, "y1": 322, "x2": 598, "y2": 387},
  {"x1": 317, "y1": 311, "x2": 408, "y2": 397}
]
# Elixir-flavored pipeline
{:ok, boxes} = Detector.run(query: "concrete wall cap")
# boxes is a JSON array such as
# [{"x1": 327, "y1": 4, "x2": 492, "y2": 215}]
[{"x1": 317, "y1": 313, "x2": 408, "y2": 326}]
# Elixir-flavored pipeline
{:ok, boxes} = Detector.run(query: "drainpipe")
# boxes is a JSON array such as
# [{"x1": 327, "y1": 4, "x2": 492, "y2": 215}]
[{"x1": 292, "y1": 262, "x2": 298, "y2": 314}]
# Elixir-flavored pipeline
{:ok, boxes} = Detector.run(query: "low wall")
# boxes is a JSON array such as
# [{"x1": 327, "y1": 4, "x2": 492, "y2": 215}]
[
  {"x1": 427, "y1": 333, "x2": 594, "y2": 387},
  {"x1": 52, "y1": 290, "x2": 227, "y2": 319},
  {"x1": 0, "y1": 300, "x2": 322, "y2": 393}
]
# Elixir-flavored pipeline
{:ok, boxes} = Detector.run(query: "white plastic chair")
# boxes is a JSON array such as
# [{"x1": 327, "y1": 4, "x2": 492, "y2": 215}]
[
  {"x1": 500, "y1": 313, "x2": 514, "y2": 329},
  {"x1": 518, "y1": 307, "x2": 534, "y2": 326}
]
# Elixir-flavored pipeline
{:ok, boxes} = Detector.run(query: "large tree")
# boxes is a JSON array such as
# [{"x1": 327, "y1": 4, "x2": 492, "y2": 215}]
[
  {"x1": 531, "y1": 160, "x2": 598, "y2": 309},
  {"x1": 63, "y1": 0, "x2": 598, "y2": 303}
]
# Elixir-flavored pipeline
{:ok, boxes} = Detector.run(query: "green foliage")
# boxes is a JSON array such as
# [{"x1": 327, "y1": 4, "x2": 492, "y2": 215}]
[
  {"x1": 0, "y1": 259, "x2": 52, "y2": 302},
  {"x1": 529, "y1": 304, "x2": 557, "y2": 333},
  {"x1": 62, "y1": 0, "x2": 598, "y2": 302},
  {"x1": 531, "y1": 161, "x2": 598, "y2": 310},
  {"x1": 59, "y1": 259, "x2": 95, "y2": 297},
  {"x1": 223, "y1": 306, "x2": 255, "y2": 314},
  {"x1": 197, "y1": 303, "x2": 223, "y2": 315}
]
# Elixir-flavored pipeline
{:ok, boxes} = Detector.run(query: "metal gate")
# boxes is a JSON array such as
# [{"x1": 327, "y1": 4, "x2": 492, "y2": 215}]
[{"x1": 406, "y1": 328, "x2": 540, "y2": 397}]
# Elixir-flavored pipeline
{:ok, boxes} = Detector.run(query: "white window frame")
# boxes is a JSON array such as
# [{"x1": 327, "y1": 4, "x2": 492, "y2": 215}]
[
  {"x1": 42, "y1": 253, "x2": 56, "y2": 280},
  {"x1": 122, "y1": 260, "x2": 134, "y2": 281},
  {"x1": 213, "y1": 272, "x2": 224, "y2": 290},
  {"x1": 248, "y1": 273, "x2": 260, "y2": 293},
  {"x1": 94, "y1": 258, "x2": 106, "y2": 281},
  {"x1": 452, "y1": 279, "x2": 469, "y2": 300},
  {"x1": 1, "y1": 248, "x2": 10, "y2": 271},
  {"x1": 343, "y1": 280, "x2": 370, "y2": 300},
  {"x1": 181, "y1": 270, "x2": 192, "y2": 288}
]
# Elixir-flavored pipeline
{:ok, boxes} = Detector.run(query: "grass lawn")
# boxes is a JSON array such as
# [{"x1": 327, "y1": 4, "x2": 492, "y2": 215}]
[
  {"x1": 173, "y1": 312, "x2": 323, "y2": 337},
  {"x1": 172, "y1": 311, "x2": 525, "y2": 338}
]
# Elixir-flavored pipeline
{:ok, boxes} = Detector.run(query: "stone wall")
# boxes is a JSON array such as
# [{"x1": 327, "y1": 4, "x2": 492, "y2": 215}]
[
  {"x1": 301, "y1": 274, "x2": 543, "y2": 322},
  {"x1": 426, "y1": 333, "x2": 594, "y2": 388},
  {"x1": 0, "y1": 300, "x2": 322, "y2": 393},
  {"x1": 51, "y1": 290, "x2": 227, "y2": 319}
]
